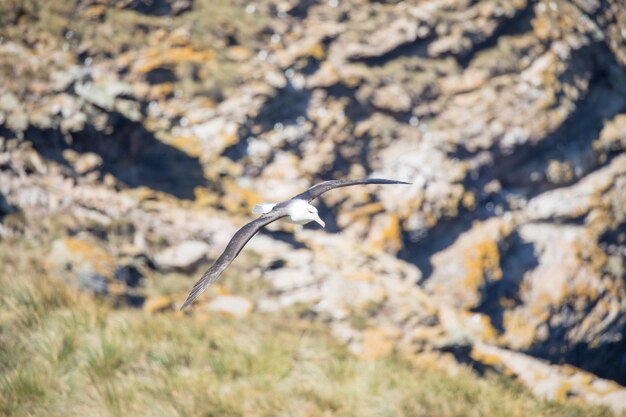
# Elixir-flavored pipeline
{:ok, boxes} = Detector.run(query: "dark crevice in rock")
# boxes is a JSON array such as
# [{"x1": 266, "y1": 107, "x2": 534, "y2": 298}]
[
  {"x1": 115, "y1": 264, "x2": 144, "y2": 288},
  {"x1": 405, "y1": 43, "x2": 625, "y2": 282},
  {"x1": 350, "y1": 36, "x2": 435, "y2": 67},
  {"x1": 447, "y1": 345, "x2": 493, "y2": 376},
  {"x1": 455, "y1": 42, "x2": 626, "y2": 202},
  {"x1": 331, "y1": 136, "x2": 375, "y2": 177},
  {"x1": 222, "y1": 135, "x2": 251, "y2": 163},
  {"x1": 472, "y1": 231, "x2": 538, "y2": 332},
  {"x1": 145, "y1": 67, "x2": 177, "y2": 85},
  {"x1": 287, "y1": 0, "x2": 320, "y2": 19},
  {"x1": 457, "y1": 2, "x2": 537, "y2": 68},
  {"x1": 123, "y1": 0, "x2": 193, "y2": 16},
  {"x1": 0, "y1": 193, "x2": 15, "y2": 223},
  {"x1": 250, "y1": 82, "x2": 312, "y2": 133},
  {"x1": 398, "y1": 205, "x2": 494, "y2": 282},
  {"x1": 326, "y1": 82, "x2": 410, "y2": 125},
  {"x1": 599, "y1": 222, "x2": 626, "y2": 261},
  {"x1": 525, "y1": 304, "x2": 626, "y2": 385},
  {"x1": 24, "y1": 114, "x2": 207, "y2": 199},
  {"x1": 225, "y1": 85, "x2": 312, "y2": 174},
  {"x1": 527, "y1": 217, "x2": 589, "y2": 227}
]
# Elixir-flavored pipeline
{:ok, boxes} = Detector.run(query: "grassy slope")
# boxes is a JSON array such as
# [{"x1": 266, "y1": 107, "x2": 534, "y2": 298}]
[{"x1": 0, "y1": 228, "x2": 614, "y2": 417}]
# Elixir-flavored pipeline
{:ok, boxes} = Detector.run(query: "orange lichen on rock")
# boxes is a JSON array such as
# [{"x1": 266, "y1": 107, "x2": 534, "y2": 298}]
[
  {"x1": 462, "y1": 238, "x2": 502, "y2": 294},
  {"x1": 502, "y1": 312, "x2": 539, "y2": 350},
  {"x1": 193, "y1": 187, "x2": 219, "y2": 207},
  {"x1": 360, "y1": 326, "x2": 402, "y2": 360},
  {"x1": 169, "y1": 135, "x2": 203, "y2": 157},
  {"x1": 62, "y1": 237, "x2": 115, "y2": 277},
  {"x1": 555, "y1": 381, "x2": 574, "y2": 402},
  {"x1": 470, "y1": 346, "x2": 505, "y2": 368},
  {"x1": 459, "y1": 311, "x2": 499, "y2": 342},
  {"x1": 82, "y1": 4, "x2": 107, "y2": 20},
  {"x1": 143, "y1": 295, "x2": 174, "y2": 314},
  {"x1": 132, "y1": 46, "x2": 215, "y2": 75},
  {"x1": 221, "y1": 180, "x2": 263, "y2": 214},
  {"x1": 367, "y1": 213, "x2": 403, "y2": 254}
]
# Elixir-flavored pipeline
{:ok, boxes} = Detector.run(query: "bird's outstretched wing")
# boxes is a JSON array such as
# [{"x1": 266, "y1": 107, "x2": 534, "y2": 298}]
[
  {"x1": 180, "y1": 208, "x2": 287, "y2": 310},
  {"x1": 291, "y1": 178, "x2": 411, "y2": 202}
]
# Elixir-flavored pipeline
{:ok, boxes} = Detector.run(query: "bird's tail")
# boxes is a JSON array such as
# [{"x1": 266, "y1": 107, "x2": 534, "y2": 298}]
[{"x1": 252, "y1": 202, "x2": 276, "y2": 214}]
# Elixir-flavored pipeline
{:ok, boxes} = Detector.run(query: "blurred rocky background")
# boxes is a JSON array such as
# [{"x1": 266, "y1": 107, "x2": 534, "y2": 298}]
[{"x1": 1, "y1": 0, "x2": 625, "y2": 414}]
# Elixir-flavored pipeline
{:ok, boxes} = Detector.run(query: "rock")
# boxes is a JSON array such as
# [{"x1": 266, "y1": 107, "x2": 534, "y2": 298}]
[
  {"x1": 205, "y1": 295, "x2": 254, "y2": 318},
  {"x1": 0, "y1": 92, "x2": 20, "y2": 112},
  {"x1": 153, "y1": 240, "x2": 210, "y2": 272},
  {"x1": 45, "y1": 236, "x2": 115, "y2": 294},
  {"x1": 6, "y1": 110, "x2": 28, "y2": 133},
  {"x1": 472, "y1": 342, "x2": 626, "y2": 414},
  {"x1": 74, "y1": 80, "x2": 132, "y2": 110},
  {"x1": 74, "y1": 152, "x2": 103, "y2": 174},
  {"x1": 371, "y1": 84, "x2": 412, "y2": 113},
  {"x1": 143, "y1": 295, "x2": 173, "y2": 314},
  {"x1": 426, "y1": 218, "x2": 513, "y2": 309}
]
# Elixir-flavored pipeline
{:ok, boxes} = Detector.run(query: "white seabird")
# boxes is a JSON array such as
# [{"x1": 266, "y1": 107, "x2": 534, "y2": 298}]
[{"x1": 180, "y1": 178, "x2": 410, "y2": 310}]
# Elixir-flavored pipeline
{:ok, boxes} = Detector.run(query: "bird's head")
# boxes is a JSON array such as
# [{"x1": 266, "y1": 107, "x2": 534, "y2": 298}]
[{"x1": 306, "y1": 204, "x2": 325, "y2": 228}]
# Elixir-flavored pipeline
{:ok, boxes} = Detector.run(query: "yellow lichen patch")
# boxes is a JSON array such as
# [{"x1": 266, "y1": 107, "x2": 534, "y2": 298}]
[
  {"x1": 555, "y1": 381, "x2": 574, "y2": 402},
  {"x1": 128, "y1": 186, "x2": 158, "y2": 202},
  {"x1": 82, "y1": 4, "x2": 106, "y2": 20},
  {"x1": 572, "y1": 238, "x2": 607, "y2": 275},
  {"x1": 462, "y1": 191, "x2": 476, "y2": 210},
  {"x1": 459, "y1": 311, "x2": 499, "y2": 342},
  {"x1": 367, "y1": 213, "x2": 403, "y2": 254},
  {"x1": 221, "y1": 180, "x2": 263, "y2": 214},
  {"x1": 143, "y1": 295, "x2": 174, "y2": 314},
  {"x1": 410, "y1": 326, "x2": 446, "y2": 344},
  {"x1": 168, "y1": 135, "x2": 203, "y2": 157},
  {"x1": 470, "y1": 347, "x2": 504, "y2": 368},
  {"x1": 132, "y1": 46, "x2": 215, "y2": 75},
  {"x1": 226, "y1": 46, "x2": 253, "y2": 61},
  {"x1": 462, "y1": 238, "x2": 502, "y2": 294},
  {"x1": 214, "y1": 284, "x2": 230, "y2": 296},
  {"x1": 344, "y1": 270, "x2": 376, "y2": 283},
  {"x1": 147, "y1": 83, "x2": 174, "y2": 100},
  {"x1": 502, "y1": 312, "x2": 538, "y2": 350},
  {"x1": 348, "y1": 202, "x2": 385, "y2": 219},
  {"x1": 107, "y1": 281, "x2": 127, "y2": 296},
  {"x1": 63, "y1": 237, "x2": 115, "y2": 276},
  {"x1": 302, "y1": 42, "x2": 326, "y2": 61},
  {"x1": 360, "y1": 327, "x2": 402, "y2": 360},
  {"x1": 193, "y1": 187, "x2": 219, "y2": 207},
  {"x1": 594, "y1": 114, "x2": 626, "y2": 161}
]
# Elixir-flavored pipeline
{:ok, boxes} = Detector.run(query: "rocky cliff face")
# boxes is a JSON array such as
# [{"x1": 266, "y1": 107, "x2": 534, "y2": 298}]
[{"x1": 1, "y1": 0, "x2": 625, "y2": 412}]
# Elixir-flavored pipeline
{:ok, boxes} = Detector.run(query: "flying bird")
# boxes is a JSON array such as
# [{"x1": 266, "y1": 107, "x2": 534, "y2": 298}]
[{"x1": 180, "y1": 178, "x2": 410, "y2": 310}]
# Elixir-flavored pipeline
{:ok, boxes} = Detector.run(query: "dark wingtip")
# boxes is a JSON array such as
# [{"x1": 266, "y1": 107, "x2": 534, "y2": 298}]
[
  {"x1": 370, "y1": 178, "x2": 412, "y2": 185},
  {"x1": 180, "y1": 287, "x2": 202, "y2": 311}
]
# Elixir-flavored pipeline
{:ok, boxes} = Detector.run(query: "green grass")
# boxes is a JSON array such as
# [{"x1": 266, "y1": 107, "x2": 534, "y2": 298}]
[{"x1": 0, "y1": 232, "x2": 616, "y2": 417}]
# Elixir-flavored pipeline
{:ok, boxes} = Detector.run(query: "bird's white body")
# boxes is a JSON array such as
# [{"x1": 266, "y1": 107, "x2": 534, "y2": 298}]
[{"x1": 253, "y1": 199, "x2": 325, "y2": 227}]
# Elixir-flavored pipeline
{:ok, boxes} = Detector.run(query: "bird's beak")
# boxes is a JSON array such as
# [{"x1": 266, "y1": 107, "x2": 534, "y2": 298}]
[{"x1": 313, "y1": 214, "x2": 325, "y2": 228}]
